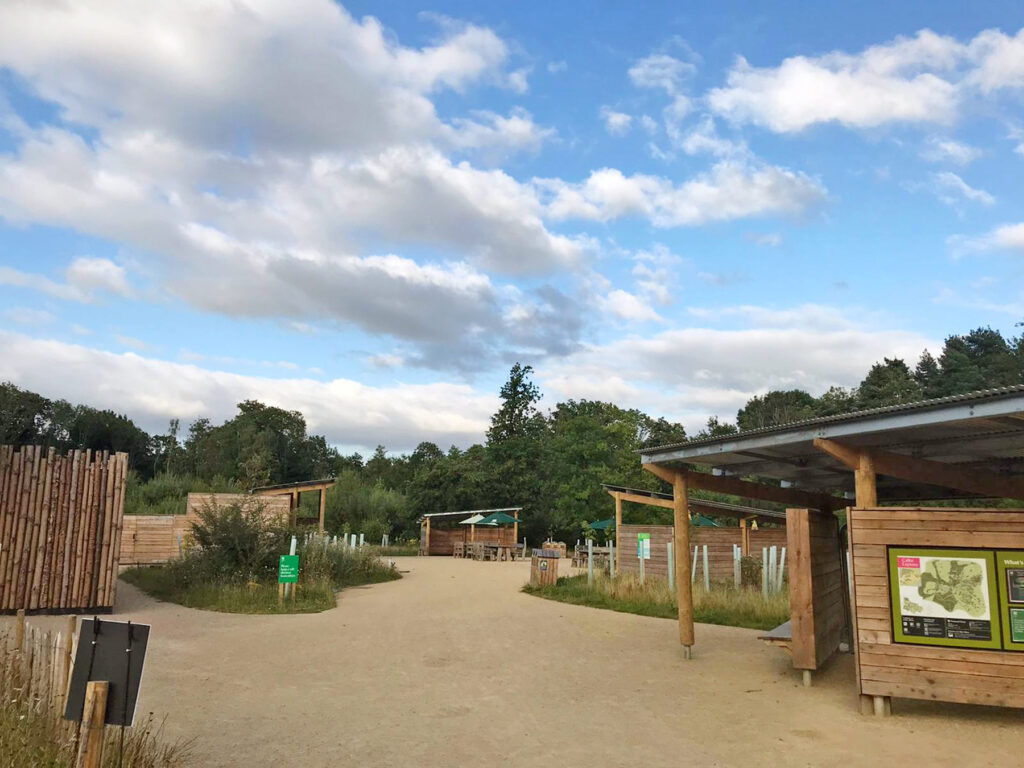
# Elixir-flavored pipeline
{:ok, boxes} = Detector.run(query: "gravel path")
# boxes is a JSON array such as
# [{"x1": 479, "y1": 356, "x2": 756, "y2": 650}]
[{"x1": 7, "y1": 556, "x2": 1024, "y2": 767}]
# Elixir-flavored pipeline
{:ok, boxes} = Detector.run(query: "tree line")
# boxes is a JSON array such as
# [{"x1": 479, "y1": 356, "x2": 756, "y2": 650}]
[{"x1": 1, "y1": 325, "x2": 1021, "y2": 543}]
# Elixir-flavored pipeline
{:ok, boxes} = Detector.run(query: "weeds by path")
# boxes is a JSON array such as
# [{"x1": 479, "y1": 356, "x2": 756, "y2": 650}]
[{"x1": 522, "y1": 572, "x2": 789, "y2": 630}]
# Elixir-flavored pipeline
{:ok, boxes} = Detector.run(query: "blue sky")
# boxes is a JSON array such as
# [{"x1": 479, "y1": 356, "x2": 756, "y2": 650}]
[{"x1": 0, "y1": 1, "x2": 1022, "y2": 452}]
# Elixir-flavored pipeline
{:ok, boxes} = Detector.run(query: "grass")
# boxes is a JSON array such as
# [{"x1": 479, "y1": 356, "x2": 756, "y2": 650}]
[
  {"x1": 121, "y1": 569, "x2": 339, "y2": 614},
  {"x1": 1, "y1": 630, "x2": 193, "y2": 767},
  {"x1": 368, "y1": 544, "x2": 419, "y2": 557},
  {"x1": 522, "y1": 572, "x2": 790, "y2": 631},
  {"x1": 121, "y1": 538, "x2": 402, "y2": 614}
]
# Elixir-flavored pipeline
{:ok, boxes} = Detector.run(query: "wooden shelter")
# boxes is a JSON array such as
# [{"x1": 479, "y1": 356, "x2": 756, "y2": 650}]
[
  {"x1": 602, "y1": 484, "x2": 787, "y2": 579},
  {"x1": 640, "y1": 385, "x2": 1024, "y2": 715},
  {"x1": 418, "y1": 508, "x2": 521, "y2": 556},
  {"x1": 250, "y1": 477, "x2": 337, "y2": 533}
]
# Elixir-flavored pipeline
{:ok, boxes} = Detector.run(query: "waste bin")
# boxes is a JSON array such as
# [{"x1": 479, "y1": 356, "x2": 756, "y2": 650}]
[{"x1": 530, "y1": 548, "x2": 561, "y2": 587}]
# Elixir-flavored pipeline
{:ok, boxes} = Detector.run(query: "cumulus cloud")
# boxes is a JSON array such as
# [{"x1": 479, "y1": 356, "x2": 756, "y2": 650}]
[
  {"x1": 600, "y1": 290, "x2": 663, "y2": 323},
  {"x1": 600, "y1": 107, "x2": 633, "y2": 136},
  {"x1": 707, "y1": 27, "x2": 1024, "y2": 134},
  {"x1": 539, "y1": 306, "x2": 934, "y2": 431},
  {"x1": 0, "y1": 257, "x2": 131, "y2": 302},
  {"x1": 951, "y1": 222, "x2": 1024, "y2": 255},
  {"x1": 931, "y1": 171, "x2": 995, "y2": 207},
  {"x1": 0, "y1": 331, "x2": 496, "y2": 451},
  {"x1": 539, "y1": 161, "x2": 825, "y2": 226},
  {"x1": 629, "y1": 54, "x2": 696, "y2": 95},
  {"x1": 920, "y1": 136, "x2": 982, "y2": 165}
]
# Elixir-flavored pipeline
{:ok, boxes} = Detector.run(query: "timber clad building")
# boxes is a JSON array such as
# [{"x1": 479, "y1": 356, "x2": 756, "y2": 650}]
[{"x1": 640, "y1": 385, "x2": 1024, "y2": 715}]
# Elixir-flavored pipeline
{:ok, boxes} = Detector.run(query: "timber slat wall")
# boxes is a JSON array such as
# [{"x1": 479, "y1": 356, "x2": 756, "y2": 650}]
[
  {"x1": 619, "y1": 525, "x2": 787, "y2": 580},
  {"x1": 851, "y1": 507, "x2": 1024, "y2": 709},
  {"x1": 787, "y1": 508, "x2": 845, "y2": 671},
  {"x1": 423, "y1": 525, "x2": 514, "y2": 556},
  {"x1": 0, "y1": 445, "x2": 127, "y2": 613},
  {"x1": 120, "y1": 493, "x2": 291, "y2": 565}
]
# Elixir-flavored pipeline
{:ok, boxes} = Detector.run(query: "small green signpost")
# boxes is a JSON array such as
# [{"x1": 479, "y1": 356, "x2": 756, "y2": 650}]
[
  {"x1": 278, "y1": 555, "x2": 299, "y2": 584},
  {"x1": 637, "y1": 533, "x2": 651, "y2": 560}
]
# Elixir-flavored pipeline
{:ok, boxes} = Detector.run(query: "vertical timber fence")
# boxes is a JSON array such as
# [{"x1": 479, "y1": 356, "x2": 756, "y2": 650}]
[{"x1": 0, "y1": 446, "x2": 129, "y2": 614}]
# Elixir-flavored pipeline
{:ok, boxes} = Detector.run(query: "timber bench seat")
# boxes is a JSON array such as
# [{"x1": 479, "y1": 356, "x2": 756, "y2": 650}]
[{"x1": 758, "y1": 619, "x2": 792, "y2": 655}]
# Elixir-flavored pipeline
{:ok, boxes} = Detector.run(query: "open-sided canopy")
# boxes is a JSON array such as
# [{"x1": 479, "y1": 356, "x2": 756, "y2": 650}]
[
  {"x1": 640, "y1": 385, "x2": 1024, "y2": 502},
  {"x1": 477, "y1": 511, "x2": 519, "y2": 525}
]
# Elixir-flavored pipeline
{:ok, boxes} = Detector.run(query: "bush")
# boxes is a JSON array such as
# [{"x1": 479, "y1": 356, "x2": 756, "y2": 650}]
[
  {"x1": 298, "y1": 537, "x2": 400, "y2": 587},
  {"x1": 124, "y1": 471, "x2": 241, "y2": 515},
  {"x1": 188, "y1": 499, "x2": 291, "y2": 581}
]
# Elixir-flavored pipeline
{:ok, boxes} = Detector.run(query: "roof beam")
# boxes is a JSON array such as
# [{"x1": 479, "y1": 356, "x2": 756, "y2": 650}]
[
  {"x1": 814, "y1": 438, "x2": 1024, "y2": 501},
  {"x1": 643, "y1": 463, "x2": 844, "y2": 511}
]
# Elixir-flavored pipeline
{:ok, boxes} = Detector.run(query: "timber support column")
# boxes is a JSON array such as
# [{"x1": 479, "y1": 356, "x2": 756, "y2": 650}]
[
  {"x1": 854, "y1": 450, "x2": 887, "y2": 714},
  {"x1": 614, "y1": 493, "x2": 622, "y2": 573},
  {"x1": 513, "y1": 513, "x2": 519, "y2": 546},
  {"x1": 425, "y1": 517, "x2": 431, "y2": 556},
  {"x1": 318, "y1": 488, "x2": 326, "y2": 534},
  {"x1": 673, "y1": 469, "x2": 695, "y2": 657},
  {"x1": 740, "y1": 517, "x2": 750, "y2": 556}
]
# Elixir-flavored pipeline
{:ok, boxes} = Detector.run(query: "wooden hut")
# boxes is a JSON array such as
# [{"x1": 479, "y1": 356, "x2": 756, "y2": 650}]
[
  {"x1": 418, "y1": 508, "x2": 521, "y2": 556},
  {"x1": 639, "y1": 385, "x2": 1024, "y2": 715}
]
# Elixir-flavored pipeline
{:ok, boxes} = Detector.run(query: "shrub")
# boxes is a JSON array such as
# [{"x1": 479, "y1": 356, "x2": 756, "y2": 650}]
[
  {"x1": 188, "y1": 499, "x2": 292, "y2": 581},
  {"x1": 298, "y1": 537, "x2": 400, "y2": 587}
]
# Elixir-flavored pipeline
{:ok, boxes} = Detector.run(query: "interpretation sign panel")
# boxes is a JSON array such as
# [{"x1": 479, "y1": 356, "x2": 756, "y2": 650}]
[
  {"x1": 636, "y1": 533, "x2": 650, "y2": 561},
  {"x1": 278, "y1": 555, "x2": 300, "y2": 584},
  {"x1": 996, "y1": 551, "x2": 1024, "y2": 652},
  {"x1": 888, "y1": 548, "x2": 1001, "y2": 650}
]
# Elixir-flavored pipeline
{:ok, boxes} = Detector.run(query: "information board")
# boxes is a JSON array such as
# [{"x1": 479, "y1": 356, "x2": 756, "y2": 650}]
[
  {"x1": 637, "y1": 533, "x2": 650, "y2": 560},
  {"x1": 278, "y1": 554, "x2": 299, "y2": 584},
  {"x1": 65, "y1": 619, "x2": 150, "y2": 726},
  {"x1": 888, "y1": 547, "x2": 1001, "y2": 650},
  {"x1": 996, "y1": 551, "x2": 1024, "y2": 652}
]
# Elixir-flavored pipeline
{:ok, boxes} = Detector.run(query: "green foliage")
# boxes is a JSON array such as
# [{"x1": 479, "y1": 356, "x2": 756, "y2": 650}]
[
  {"x1": 857, "y1": 357, "x2": 922, "y2": 409},
  {"x1": 523, "y1": 573, "x2": 790, "y2": 631},
  {"x1": 737, "y1": 390, "x2": 818, "y2": 430},
  {"x1": 124, "y1": 471, "x2": 241, "y2": 515},
  {"x1": 297, "y1": 537, "x2": 400, "y2": 588},
  {"x1": 187, "y1": 499, "x2": 293, "y2": 582}
]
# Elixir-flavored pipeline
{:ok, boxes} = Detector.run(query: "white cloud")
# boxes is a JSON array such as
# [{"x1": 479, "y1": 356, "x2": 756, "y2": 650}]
[
  {"x1": 444, "y1": 108, "x2": 554, "y2": 155},
  {"x1": 965, "y1": 28, "x2": 1024, "y2": 92},
  {"x1": 547, "y1": 61, "x2": 567, "y2": 74},
  {"x1": 0, "y1": 257, "x2": 131, "y2": 302},
  {"x1": 951, "y1": 222, "x2": 1024, "y2": 255},
  {"x1": 539, "y1": 307, "x2": 934, "y2": 431},
  {"x1": 600, "y1": 289, "x2": 663, "y2": 323},
  {"x1": 539, "y1": 161, "x2": 825, "y2": 227},
  {"x1": 674, "y1": 116, "x2": 748, "y2": 157},
  {"x1": 920, "y1": 136, "x2": 982, "y2": 165},
  {"x1": 746, "y1": 232, "x2": 783, "y2": 247},
  {"x1": 640, "y1": 115, "x2": 659, "y2": 135},
  {"x1": 931, "y1": 171, "x2": 995, "y2": 207},
  {"x1": 600, "y1": 107, "x2": 632, "y2": 136},
  {"x1": 0, "y1": 332, "x2": 497, "y2": 451},
  {"x1": 631, "y1": 244, "x2": 684, "y2": 305},
  {"x1": 628, "y1": 54, "x2": 696, "y2": 95}
]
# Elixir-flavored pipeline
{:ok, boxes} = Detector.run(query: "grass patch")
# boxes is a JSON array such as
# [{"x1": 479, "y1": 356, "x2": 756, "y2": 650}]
[
  {"x1": 1, "y1": 630, "x2": 192, "y2": 766},
  {"x1": 522, "y1": 572, "x2": 789, "y2": 631},
  {"x1": 368, "y1": 544, "x2": 419, "y2": 557},
  {"x1": 121, "y1": 569, "x2": 338, "y2": 614}
]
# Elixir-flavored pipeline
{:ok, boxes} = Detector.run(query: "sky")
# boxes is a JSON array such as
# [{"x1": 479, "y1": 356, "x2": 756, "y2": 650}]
[{"x1": 0, "y1": 0, "x2": 1023, "y2": 454}]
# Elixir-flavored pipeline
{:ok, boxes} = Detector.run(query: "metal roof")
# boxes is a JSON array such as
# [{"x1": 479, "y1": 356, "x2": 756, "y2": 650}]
[
  {"x1": 640, "y1": 385, "x2": 1024, "y2": 501},
  {"x1": 249, "y1": 478, "x2": 337, "y2": 493},
  {"x1": 418, "y1": 507, "x2": 522, "y2": 522}
]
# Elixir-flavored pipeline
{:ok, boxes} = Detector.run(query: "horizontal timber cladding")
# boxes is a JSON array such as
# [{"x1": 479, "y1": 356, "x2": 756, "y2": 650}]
[
  {"x1": 850, "y1": 507, "x2": 1024, "y2": 709},
  {"x1": 423, "y1": 524, "x2": 515, "y2": 556},
  {"x1": 618, "y1": 524, "x2": 788, "y2": 581},
  {"x1": 787, "y1": 509, "x2": 846, "y2": 671},
  {"x1": 120, "y1": 493, "x2": 291, "y2": 565},
  {"x1": 0, "y1": 445, "x2": 128, "y2": 613}
]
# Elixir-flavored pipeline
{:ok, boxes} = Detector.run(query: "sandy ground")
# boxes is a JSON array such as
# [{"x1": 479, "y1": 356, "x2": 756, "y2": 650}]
[{"x1": 6, "y1": 557, "x2": 1024, "y2": 767}]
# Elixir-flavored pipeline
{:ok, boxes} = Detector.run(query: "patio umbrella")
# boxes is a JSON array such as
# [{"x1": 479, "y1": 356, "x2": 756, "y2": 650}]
[
  {"x1": 458, "y1": 514, "x2": 485, "y2": 525},
  {"x1": 477, "y1": 512, "x2": 518, "y2": 525},
  {"x1": 588, "y1": 518, "x2": 615, "y2": 530}
]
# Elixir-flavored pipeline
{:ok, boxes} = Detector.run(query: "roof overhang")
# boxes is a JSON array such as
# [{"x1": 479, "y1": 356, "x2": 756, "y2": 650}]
[{"x1": 641, "y1": 386, "x2": 1024, "y2": 502}]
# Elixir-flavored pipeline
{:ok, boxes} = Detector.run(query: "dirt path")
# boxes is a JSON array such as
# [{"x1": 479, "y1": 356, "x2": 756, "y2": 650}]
[{"x1": 7, "y1": 557, "x2": 1024, "y2": 767}]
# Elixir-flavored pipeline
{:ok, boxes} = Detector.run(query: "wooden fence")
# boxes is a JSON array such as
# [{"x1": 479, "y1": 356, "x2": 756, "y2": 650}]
[
  {"x1": 618, "y1": 524, "x2": 788, "y2": 581},
  {"x1": 120, "y1": 493, "x2": 292, "y2": 565},
  {"x1": 1, "y1": 610, "x2": 77, "y2": 718},
  {"x1": 0, "y1": 446, "x2": 127, "y2": 614}
]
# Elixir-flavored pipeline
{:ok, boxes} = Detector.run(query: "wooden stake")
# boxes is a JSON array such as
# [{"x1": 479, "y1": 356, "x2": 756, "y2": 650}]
[
  {"x1": 14, "y1": 608, "x2": 26, "y2": 650},
  {"x1": 672, "y1": 470, "x2": 694, "y2": 653},
  {"x1": 76, "y1": 680, "x2": 109, "y2": 768}
]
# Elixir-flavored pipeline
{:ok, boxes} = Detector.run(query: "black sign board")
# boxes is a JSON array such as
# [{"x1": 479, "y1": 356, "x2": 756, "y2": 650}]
[{"x1": 64, "y1": 618, "x2": 150, "y2": 727}]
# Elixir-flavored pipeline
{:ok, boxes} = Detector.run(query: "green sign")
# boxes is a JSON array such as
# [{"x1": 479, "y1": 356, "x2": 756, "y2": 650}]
[
  {"x1": 278, "y1": 555, "x2": 299, "y2": 584},
  {"x1": 995, "y1": 551, "x2": 1024, "y2": 651},
  {"x1": 637, "y1": 533, "x2": 651, "y2": 560},
  {"x1": 888, "y1": 547, "x2": 1001, "y2": 651}
]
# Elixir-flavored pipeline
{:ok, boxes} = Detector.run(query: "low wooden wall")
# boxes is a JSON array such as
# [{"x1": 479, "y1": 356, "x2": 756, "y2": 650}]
[
  {"x1": 618, "y1": 525, "x2": 788, "y2": 581},
  {"x1": 0, "y1": 446, "x2": 127, "y2": 613},
  {"x1": 851, "y1": 507, "x2": 1024, "y2": 709},
  {"x1": 120, "y1": 493, "x2": 290, "y2": 565},
  {"x1": 788, "y1": 508, "x2": 845, "y2": 671},
  {"x1": 421, "y1": 525, "x2": 515, "y2": 556}
]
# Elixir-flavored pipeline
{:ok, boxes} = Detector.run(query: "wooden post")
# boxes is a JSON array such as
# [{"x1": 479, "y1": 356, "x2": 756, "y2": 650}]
[
  {"x1": 424, "y1": 517, "x2": 431, "y2": 556},
  {"x1": 702, "y1": 545, "x2": 710, "y2": 592},
  {"x1": 76, "y1": 680, "x2": 108, "y2": 768},
  {"x1": 740, "y1": 517, "x2": 750, "y2": 556},
  {"x1": 667, "y1": 542, "x2": 674, "y2": 591},
  {"x1": 854, "y1": 450, "x2": 880, "y2": 714},
  {"x1": 513, "y1": 512, "x2": 518, "y2": 546},
  {"x1": 318, "y1": 488, "x2": 326, "y2": 534},
  {"x1": 14, "y1": 608, "x2": 25, "y2": 649},
  {"x1": 672, "y1": 470, "x2": 694, "y2": 656},
  {"x1": 587, "y1": 539, "x2": 594, "y2": 586},
  {"x1": 614, "y1": 493, "x2": 622, "y2": 574}
]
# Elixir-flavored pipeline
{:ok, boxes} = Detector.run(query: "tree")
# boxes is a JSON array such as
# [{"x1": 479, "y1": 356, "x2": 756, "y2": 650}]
[
  {"x1": 487, "y1": 363, "x2": 543, "y2": 444},
  {"x1": 857, "y1": 358, "x2": 922, "y2": 410},
  {"x1": 814, "y1": 386, "x2": 858, "y2": 416},
  {"x1": 737, "y1": 390, "x2": 817, "y2": 431},
  {"x1": 914, "y1": 351, "x2": 942, "y2": 399},
  {"x1": 0, "y1": 382, "x2": 49, "y2": 445}
]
